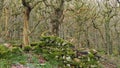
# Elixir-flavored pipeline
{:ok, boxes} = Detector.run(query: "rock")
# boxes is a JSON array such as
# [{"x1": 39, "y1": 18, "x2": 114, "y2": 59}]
[
  {"x1": 3, "y1": 43, "x2": 12, "y2": 48},
  {"x1": 73, "y1": 58, "x2": 80, "y2": 63}
]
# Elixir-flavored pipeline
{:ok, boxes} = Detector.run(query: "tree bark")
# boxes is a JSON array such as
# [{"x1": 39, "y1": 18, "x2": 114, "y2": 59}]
[
  {"x1": 50, "y1": 0, "x2": 64, "y2": 36},
  {"x1": 23, "y1": 7, "x2": 30, "y2": 46},
  {"x1": 114, "y1": 24, "x2": 120, "y2": 55},
  {"x1": 22, "y1": 0, "x2": 31, "y2": 46},
  {"x1": 5, "y1": 8, "x2": 9, "y2": 39},
  {"x1": 105, "y1": 20, "x2": 112, "y2": 55}
]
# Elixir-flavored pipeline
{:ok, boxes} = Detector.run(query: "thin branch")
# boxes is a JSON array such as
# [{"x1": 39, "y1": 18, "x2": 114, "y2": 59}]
[
  {"x1": 29, "y1": 20, "x2": 41, "y2": 35},
  {"x1": 29, "y1": 16, "x2": 50, "y2": 36}
]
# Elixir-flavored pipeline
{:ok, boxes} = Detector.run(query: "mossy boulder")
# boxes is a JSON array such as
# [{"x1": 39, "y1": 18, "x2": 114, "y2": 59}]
[
  {"x1": 32, "y1": 36, "x2": 99, "y2": 67},
  {"x1": 32, "y1": 36, "x2": 75, "y2": 66}
]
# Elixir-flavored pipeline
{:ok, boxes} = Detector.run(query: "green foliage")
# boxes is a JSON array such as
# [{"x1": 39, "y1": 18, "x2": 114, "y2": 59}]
[
  {"x1": 39, "y1": 36, "x2": 73, "y2": 47},
  {"x1": 11, "y1": 47, "x2": 23, "y2": 54},
  {"x1": 24, "y1": 46, "x2": 32, "y2": 52},
  {"x1": 0, "y1": 45, "x2": 10, "y2": 58},
  {"x1": 32, "y1": 36, "x2": 75, "y2": 67},
  {"x1": 33, "y1": 36, "x2": 99, "y2": 67},
  {"x1": 80, "y1": 52, "x2": 98, "y2": 68},
  {"x1": 0, "y1": 59, "x2": 11, "y2": 68},
  {"x1": 0, "y1": 36, "x2": 100, "y2": 68}
]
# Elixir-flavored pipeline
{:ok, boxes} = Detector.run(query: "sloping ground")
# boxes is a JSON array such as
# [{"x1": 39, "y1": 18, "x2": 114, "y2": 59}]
[
  {"x1": 9, "y1": 55, "x2": 119, "y2": 68},
  {"x1": 0, "y1": 39, "x2": 98, "y2": 68},
  {"x1": 100, "y1": 60, "x2": 117, "y2": 68},
  {"x1": 98, "y1": 55, "x2": 120, "y2": 68},
  {"x1": 0, "y1": 48, "x2": 118, "y2": 68},
  {"x1": 1, "y1": 36, "x2": 119, "y2": 68}
]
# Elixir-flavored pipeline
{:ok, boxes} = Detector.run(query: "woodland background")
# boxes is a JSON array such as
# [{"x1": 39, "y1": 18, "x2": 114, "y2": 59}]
[{"x1": 0, "y1": 0, "x2": 120, "y2": 56}]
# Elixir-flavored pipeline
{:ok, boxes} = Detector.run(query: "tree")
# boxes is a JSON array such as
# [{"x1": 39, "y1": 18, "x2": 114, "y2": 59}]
[
  {"x1": 21, "y1": 0, "x2": 41, "y2": 46},
  {"x1": 21, "y1": 0, "x2": 31, "y2": 46},
  {"x1": 43, "y1": 0, "x2": 65, "y2": 36}
]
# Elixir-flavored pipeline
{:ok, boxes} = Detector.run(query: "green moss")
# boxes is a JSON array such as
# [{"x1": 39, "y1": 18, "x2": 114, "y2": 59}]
[
  {"x1": 11, "y1": 47, "x2": 23, "y2": 54},
  {"x1": 0, "y1": 36, "x2": 100, "y2": 68},
  {"x1": 24, "y1": 46, "x2": 32, "y2": 52},
  {"x1": 0, "y1": 45, "x2": 10, "y2": 58},
  {"x1": 30, "y1": 36, "x2": 99, "y2": 67}
]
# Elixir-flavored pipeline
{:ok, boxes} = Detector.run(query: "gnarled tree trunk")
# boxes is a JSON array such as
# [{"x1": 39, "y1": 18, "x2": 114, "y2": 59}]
[{"x1": 22, "y1": 0, "x2": 31, "y2": 46}]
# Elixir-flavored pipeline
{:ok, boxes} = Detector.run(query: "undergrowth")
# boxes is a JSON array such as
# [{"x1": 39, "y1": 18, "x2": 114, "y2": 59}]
[{"x1": 0, "y1": 36, "x2": 100, "y2": 68}]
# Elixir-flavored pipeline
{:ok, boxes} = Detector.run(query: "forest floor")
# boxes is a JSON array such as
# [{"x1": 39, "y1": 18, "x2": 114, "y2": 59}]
[
  {"x1": 9, "y1": 55, "x2": 118, "y2": 68},
  {"x1": 0, "y1": 52, "x2": 119, "y2": 68},
  {"x1": 97, "y1": 54, "x2": 120, "y2": 68}
]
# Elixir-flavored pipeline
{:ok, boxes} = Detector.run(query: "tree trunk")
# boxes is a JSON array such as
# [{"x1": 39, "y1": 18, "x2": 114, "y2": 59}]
[
  {"x1": 23, "y1": 7, "x2": 30, "y2": 46},
  {"x1": 50, "y1": 0, "x2": 64, "y2": 36},
  {"x1": 114, "y1": 24, "x2": 120, "y2": 55},
  {"x1": 22, "y1": 0, "x2": 31, "y2": 46},
  {"x1": 5, "y1": 8, "x2": 9, "y2": 39},
  {"x1": 105, "y1": 21, "x2": 112, "y2": 55},
  {"x1": 51, "y1": 19, "x2": 59, "y2": 36},
  {"x1": 84, "y1": 27, "x2": 90, "y2": 48}
]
